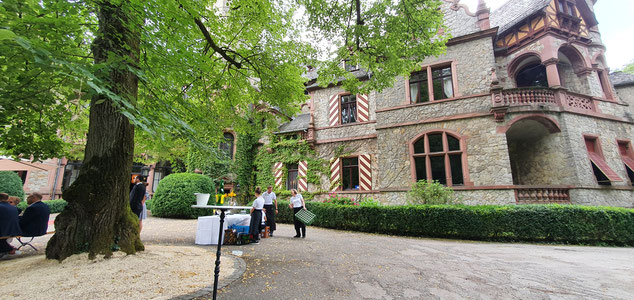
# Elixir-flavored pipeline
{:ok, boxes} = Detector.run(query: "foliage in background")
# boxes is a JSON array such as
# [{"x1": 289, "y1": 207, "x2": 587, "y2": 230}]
[
  {"x1": 275, "y1": 201, "x2": 634, "y2": 246},
  {"x1": 17, "y1": 199, "x2": 67, "y2": 214},
  {"x1": 0, "y1": 171, "x2": 25, "y2": 199},
  {"x1": 235, "y1": 128, "x2": 262, "y2": 204},
  {"x1": 151, "y1": 173, "x2": 215, "y2": 219},
  {"x1": 321, "y1": 193, "x2": 381, "y2": 206},
  {"x1": 255, "y1": 136, "x2": 329, "y2": 191},
  {"x1": 623, "y1": 60, "x2": 634, "y2": 74},
  {"x1": 407, "y1": 180, "x2": 455, "y2": 205}
]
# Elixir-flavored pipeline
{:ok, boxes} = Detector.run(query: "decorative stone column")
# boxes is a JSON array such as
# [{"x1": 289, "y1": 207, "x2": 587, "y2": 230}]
[
  {"x1": 489, "y1": 69, "x2": 508, "y2": 122},
  {"x1": 543, "y1": 58, "x2": 562, "y2": 88}
]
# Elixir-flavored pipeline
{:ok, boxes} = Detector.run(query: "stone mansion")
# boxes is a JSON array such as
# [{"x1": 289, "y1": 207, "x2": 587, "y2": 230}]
[{"x1": 274, "y1": 0, "x2": 634, "y2": 207}]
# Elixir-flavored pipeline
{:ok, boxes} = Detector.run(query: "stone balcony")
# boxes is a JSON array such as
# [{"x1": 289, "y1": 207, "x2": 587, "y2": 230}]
[{"x1": 490, "y1": 87, "x2": 596, "y2": 121}]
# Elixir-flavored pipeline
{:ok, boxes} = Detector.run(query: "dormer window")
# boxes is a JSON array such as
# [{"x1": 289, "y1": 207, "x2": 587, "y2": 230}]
[{"x1": 557, "y1": 0, "x2": 576, "y2": 16}]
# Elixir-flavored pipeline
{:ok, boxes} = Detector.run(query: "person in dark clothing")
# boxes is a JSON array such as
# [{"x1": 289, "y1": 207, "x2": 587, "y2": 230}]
[
  {"x1": 248, "y1": 187, "x2": 265, "y2": 244},
  {"x1": 0, "y1": 193, "x2": 22, "y2": 256},
  {"x1": 288, "y1": 189, "x2": 306, "y2": 238},
  {"x1": 19, "y1": 193, "x2": 50, "y2": 237},
  {"x1": 129, "y1": 176, "x2": 146, "y2": 218}
]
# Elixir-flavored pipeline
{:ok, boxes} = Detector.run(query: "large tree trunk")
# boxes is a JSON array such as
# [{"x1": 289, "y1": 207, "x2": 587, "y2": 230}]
[{"x1": 46, "y1": 0, "x2": 143, "y2": 260}]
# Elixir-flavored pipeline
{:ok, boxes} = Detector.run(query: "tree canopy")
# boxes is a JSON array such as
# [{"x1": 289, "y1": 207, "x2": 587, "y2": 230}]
[{"x1": 0, "y1": 0, "x2": 448, "y2": 260}]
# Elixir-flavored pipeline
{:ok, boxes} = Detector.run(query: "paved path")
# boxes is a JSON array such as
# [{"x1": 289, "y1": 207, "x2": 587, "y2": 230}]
[{"x1": 11, "y1": 215, "x2": 634, "y2": 299}]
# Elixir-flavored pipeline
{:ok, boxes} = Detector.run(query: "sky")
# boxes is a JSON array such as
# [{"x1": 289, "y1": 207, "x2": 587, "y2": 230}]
[{"x1": 461, "y1": 0, "x2": 634, "y2": 70}]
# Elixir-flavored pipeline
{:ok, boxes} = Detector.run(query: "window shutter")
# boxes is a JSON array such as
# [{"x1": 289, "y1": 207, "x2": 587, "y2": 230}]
[
  {"x1": 359, "y1": 154, "x2": 372, "y2": 190},
  {"x1": 330, "y1": 158, "x2": 341, "y2": 191},
  {"x1": 328, "y1": 94, "x2": 340, "y2": 126},
  {"x1": 357, "y1": 94, "x2": 369, "y2": 122},
  {"x1": 273, "y1": 162, "x2": 284, "y2": 189},
  {"x1": 298, "y1": 160, "x2": 308, "y2": 192}
]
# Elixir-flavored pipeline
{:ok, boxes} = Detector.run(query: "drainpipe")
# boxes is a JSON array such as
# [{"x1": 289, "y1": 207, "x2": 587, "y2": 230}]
[{"x1": 50, "y1": 158, "x2": 63, "y2": 200}]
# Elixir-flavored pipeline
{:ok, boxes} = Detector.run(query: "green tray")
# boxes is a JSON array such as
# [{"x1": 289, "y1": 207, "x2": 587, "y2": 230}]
[{"x1": 295, "y1": 209, "x2": 316, "y2": 225}]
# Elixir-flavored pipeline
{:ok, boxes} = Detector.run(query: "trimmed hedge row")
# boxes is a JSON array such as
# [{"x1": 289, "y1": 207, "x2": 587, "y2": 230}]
[
  {"x1": 274, "y1": 201, "x2": 634, "y2": 246},
  {"x1": 17, "y1": 199, "x2": 67, "y2": 214},
  {"x1": 0, "y1": 171, "x2": 25, "y2": 199}
]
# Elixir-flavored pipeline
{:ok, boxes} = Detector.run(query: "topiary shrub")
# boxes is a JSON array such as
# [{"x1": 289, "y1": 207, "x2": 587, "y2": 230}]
[
  {"x1": 17, "y1": 199, "x2": 67, "y2": 213},
  {"x1": 0, "y1": 171, "x2": 25, "y2": 199},
  {"x1": 151, "y1": 173, "x2": 215, "y2": 218}
]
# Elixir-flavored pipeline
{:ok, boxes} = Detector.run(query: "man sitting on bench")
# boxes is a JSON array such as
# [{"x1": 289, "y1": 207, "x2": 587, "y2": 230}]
[
  {"x1": 18, "y1": 193, "x2": 50, "y2": 250},
  {"x1": 0, "y1": 193, "x2": 22, "y2": 257}
]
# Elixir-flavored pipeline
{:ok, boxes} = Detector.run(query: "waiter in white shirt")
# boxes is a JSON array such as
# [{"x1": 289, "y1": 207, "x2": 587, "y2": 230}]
[{"x1": 262, "y1": 185, "x2": 278, "y2": 237}]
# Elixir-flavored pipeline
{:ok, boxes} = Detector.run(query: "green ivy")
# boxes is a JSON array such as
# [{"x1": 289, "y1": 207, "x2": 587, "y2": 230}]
[
  {"x1": 235, "y1": 129, "x2": 261, "y2": 204},
  {"x1": 255, "y1": 135, "x2": 329, "y2": 191}
]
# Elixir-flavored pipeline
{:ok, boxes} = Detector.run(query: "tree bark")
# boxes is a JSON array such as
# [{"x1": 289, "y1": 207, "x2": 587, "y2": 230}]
[{"x1": 46, "y1": 0, "x2": 143, "y2": 260}]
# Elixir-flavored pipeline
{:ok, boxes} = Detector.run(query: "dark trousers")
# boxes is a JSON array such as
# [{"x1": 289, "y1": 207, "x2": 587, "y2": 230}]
[
  {"x1": 263, "y1": 204, "x2": 276, "y2": 232},
  {"x1": 0, "y1": 239, "x2": 14, "y2": 253},
  {"x1": 248, "y1": 209, "x2": 262, "y2": 241},
  {"x1": 293, "y1": 207, "x2": 306, "y2": 237}
]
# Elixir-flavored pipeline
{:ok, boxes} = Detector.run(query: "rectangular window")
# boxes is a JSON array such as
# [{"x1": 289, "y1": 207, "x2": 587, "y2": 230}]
[
  {"x1": 597, "y1": 70, "x2": 612, "y2": 100},
  {"x1": 341, "y1": 95, "x2": 357, "y2": 124},
  {"x1": 342, "y1": 158, "x2": 359, "y2": 190},
  {"x1": 584, "y1": 136, "x2": 621, "y2": 185},
  {"x1": 409, "y1": 64, "x2": 454, "y2": 103},
  {"x1": 432, "y1": 66, "x2": 454, "y2": 100},
  {"x1": 409, "y1": 71, "x2": 429, "y2": 103},
  {"x1": 617, "y1": 140, "x2": 634, "y2": 185},
  {"x1": 286, "y1": 163, "x2": 298, "y2": 191}
]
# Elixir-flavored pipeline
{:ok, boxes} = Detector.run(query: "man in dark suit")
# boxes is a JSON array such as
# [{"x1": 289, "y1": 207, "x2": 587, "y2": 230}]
[
  {"x1": 129, "y1": 176, "x2": 146, "y2": 218},
  {"x1": 0, "y1": 193, "x2": 22, "y2": 256},
  {"x1": 19, "y1": 193, "x2": 50, "y2": 237}
]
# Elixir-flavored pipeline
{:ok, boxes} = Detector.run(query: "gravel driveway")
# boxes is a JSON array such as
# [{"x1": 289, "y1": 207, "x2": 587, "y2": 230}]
[{"x1": 12, "y1": 214, "x2": 634, "y2": 299}]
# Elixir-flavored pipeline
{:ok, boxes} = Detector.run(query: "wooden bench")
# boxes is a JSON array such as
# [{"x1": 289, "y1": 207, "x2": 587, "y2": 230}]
[{"x1": 1, "y1": 230, "x2": 55, "y2": 252}]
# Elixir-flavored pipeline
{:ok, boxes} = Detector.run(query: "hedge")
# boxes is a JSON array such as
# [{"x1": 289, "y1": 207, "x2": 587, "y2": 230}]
[
  {"x1": 151, "y1": 173, "x2": 215, "y2": 218},
  {"x1": 0, "y1": 171, "x2": 25, "y2": 199},
  {"x1": 17, "y1": 199, "x2": 67, "y2": 214},
  {"x1": 274, "y1": 201, "x2": 634, "y2": 246}
]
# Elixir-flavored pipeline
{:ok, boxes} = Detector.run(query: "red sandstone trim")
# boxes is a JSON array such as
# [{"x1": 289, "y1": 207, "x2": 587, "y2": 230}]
[
  {"x1": 376, "y1": 112, "x2": 491, "y2": 130},
  {"x1": 496, "y1": 114, "x2": 562, "y2": 134},
  {"x1": 315, "y1": 120, "x2": 377, "y2": 131},
  {"x1": 446, "y1": 27, "x2": 498, "y2": 46},
  {"x1": 314, "y1": 134, "x2": 377, "y2": 145},
  {"x1": 377, "y1": 93, "x2": 490, "y2": 113}
]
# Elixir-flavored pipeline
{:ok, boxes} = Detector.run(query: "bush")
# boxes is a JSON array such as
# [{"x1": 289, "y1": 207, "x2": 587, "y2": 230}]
[
  {"x1": 274, "y1": 201, "x2": 634, "y2": 246},
  {"x1": 407, "y1": 180, "x2": 454, "y2": 205},
  {"x1": 0, "y1": 171, "x2": 25, "y2": 199},
  {"x1": 151, "y1": 173, "x2": 215, "y2": 218},
  {"x1": 17, "y1": 199, "x2": 67, "y2": 213}
]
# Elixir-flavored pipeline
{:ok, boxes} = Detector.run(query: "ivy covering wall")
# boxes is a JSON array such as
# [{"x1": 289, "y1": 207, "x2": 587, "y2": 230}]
[
  {"x1": 255, "y1": 136, "x2": 328, "y2": 192},
  {"x1": 235, "y1": 130, "x2": 261, "y2": 203}
]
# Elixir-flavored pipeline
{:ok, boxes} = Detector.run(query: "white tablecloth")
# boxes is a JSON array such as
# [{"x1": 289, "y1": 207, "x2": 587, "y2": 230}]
[{"x1": 195, "y1": 214, "x2": 251, "y2": 245}]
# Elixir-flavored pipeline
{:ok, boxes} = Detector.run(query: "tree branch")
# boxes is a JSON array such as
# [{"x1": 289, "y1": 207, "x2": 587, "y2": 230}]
[{"x1": 192, "y1": 18, "x2": 242, "y2": 69}]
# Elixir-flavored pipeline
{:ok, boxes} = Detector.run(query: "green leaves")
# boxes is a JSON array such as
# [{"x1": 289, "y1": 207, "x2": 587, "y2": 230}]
[{"x1": 0, "y1": 29, "x2": 16, "y2": 41}]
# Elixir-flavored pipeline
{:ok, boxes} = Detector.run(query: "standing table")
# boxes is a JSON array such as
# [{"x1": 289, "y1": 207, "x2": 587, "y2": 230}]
[{"x1": 191, "y1": 205, "x2": 251, "y2": 300}]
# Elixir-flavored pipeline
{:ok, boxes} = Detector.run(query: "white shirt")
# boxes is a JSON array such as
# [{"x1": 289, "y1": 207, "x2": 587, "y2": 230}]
[
  {"x1": 290, "y1": 194, "x2": 304, "y2": 208},
  {"x1": 252, "y1": 196, "x2": 265, "y2": 210},
  {"x1": 262, "y1": 191, "x2": 277, "y2": 205}
]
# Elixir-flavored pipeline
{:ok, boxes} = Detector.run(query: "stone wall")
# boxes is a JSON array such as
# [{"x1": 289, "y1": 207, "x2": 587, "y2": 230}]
[
  {"x1": 377, "y1": 95, "x2": 491, "y2": 128},
  {"x1": 454, "y1": 189, "x2": 516, "y2": 205},
  {"x1": 312, "y1": 86, "x2": 377, "y2": 129},
  {"x1": 570, "y1": 188, "x2": 634, "y2": 207},
  {"x1": 613, "y1": 85, "x2": 634, "y2": 119},
  {"x1": 314, "y1": 139, "x2": 378, "y2": 192},
  {"x1": 557, "y1": 113, "x2": 633, "y2": 188},
  {"x1": 25, "y1": 170, "x2": 51, "y2": 194},
  {"x1": 440, "y1": 3, "x2": 479, "y2": 38},
  {"x1": 375, "y1": 37, "x2": 495, "y2": 110},
  {"x1": 507, "y1": 130, "x2": 576, "y2": 186},
  {"x1": 376, "y1": 116, "x2": 514, "y2": 190}
]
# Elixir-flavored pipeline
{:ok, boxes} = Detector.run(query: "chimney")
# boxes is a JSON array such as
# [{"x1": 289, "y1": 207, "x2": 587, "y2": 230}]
[{"x1": 476, "y1": 0, "x2": 490, "y2": 30}]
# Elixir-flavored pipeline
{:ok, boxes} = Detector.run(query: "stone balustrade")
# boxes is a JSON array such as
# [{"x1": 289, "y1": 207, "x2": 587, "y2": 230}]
[
  {"x1": 500, "y1": 88, "x2": 556, "y2": 106},
  {"x1": 515, "y1": 186, "x2": 571, "y2": 204},
  {"x1": 490, "y1": 87, "x2": 596, "y2": 121}
]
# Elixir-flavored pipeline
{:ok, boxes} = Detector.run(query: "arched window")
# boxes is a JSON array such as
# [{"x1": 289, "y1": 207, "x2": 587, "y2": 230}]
[
  {"x1": 411, "y1": 132, "x2": 464, "y2": 186},
  {"x1": 516, "y1": 64, "x2": 548, "y2": 87},
  {"x1": 219, "y1": 132, "x2": 235, "y2": 159}
]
